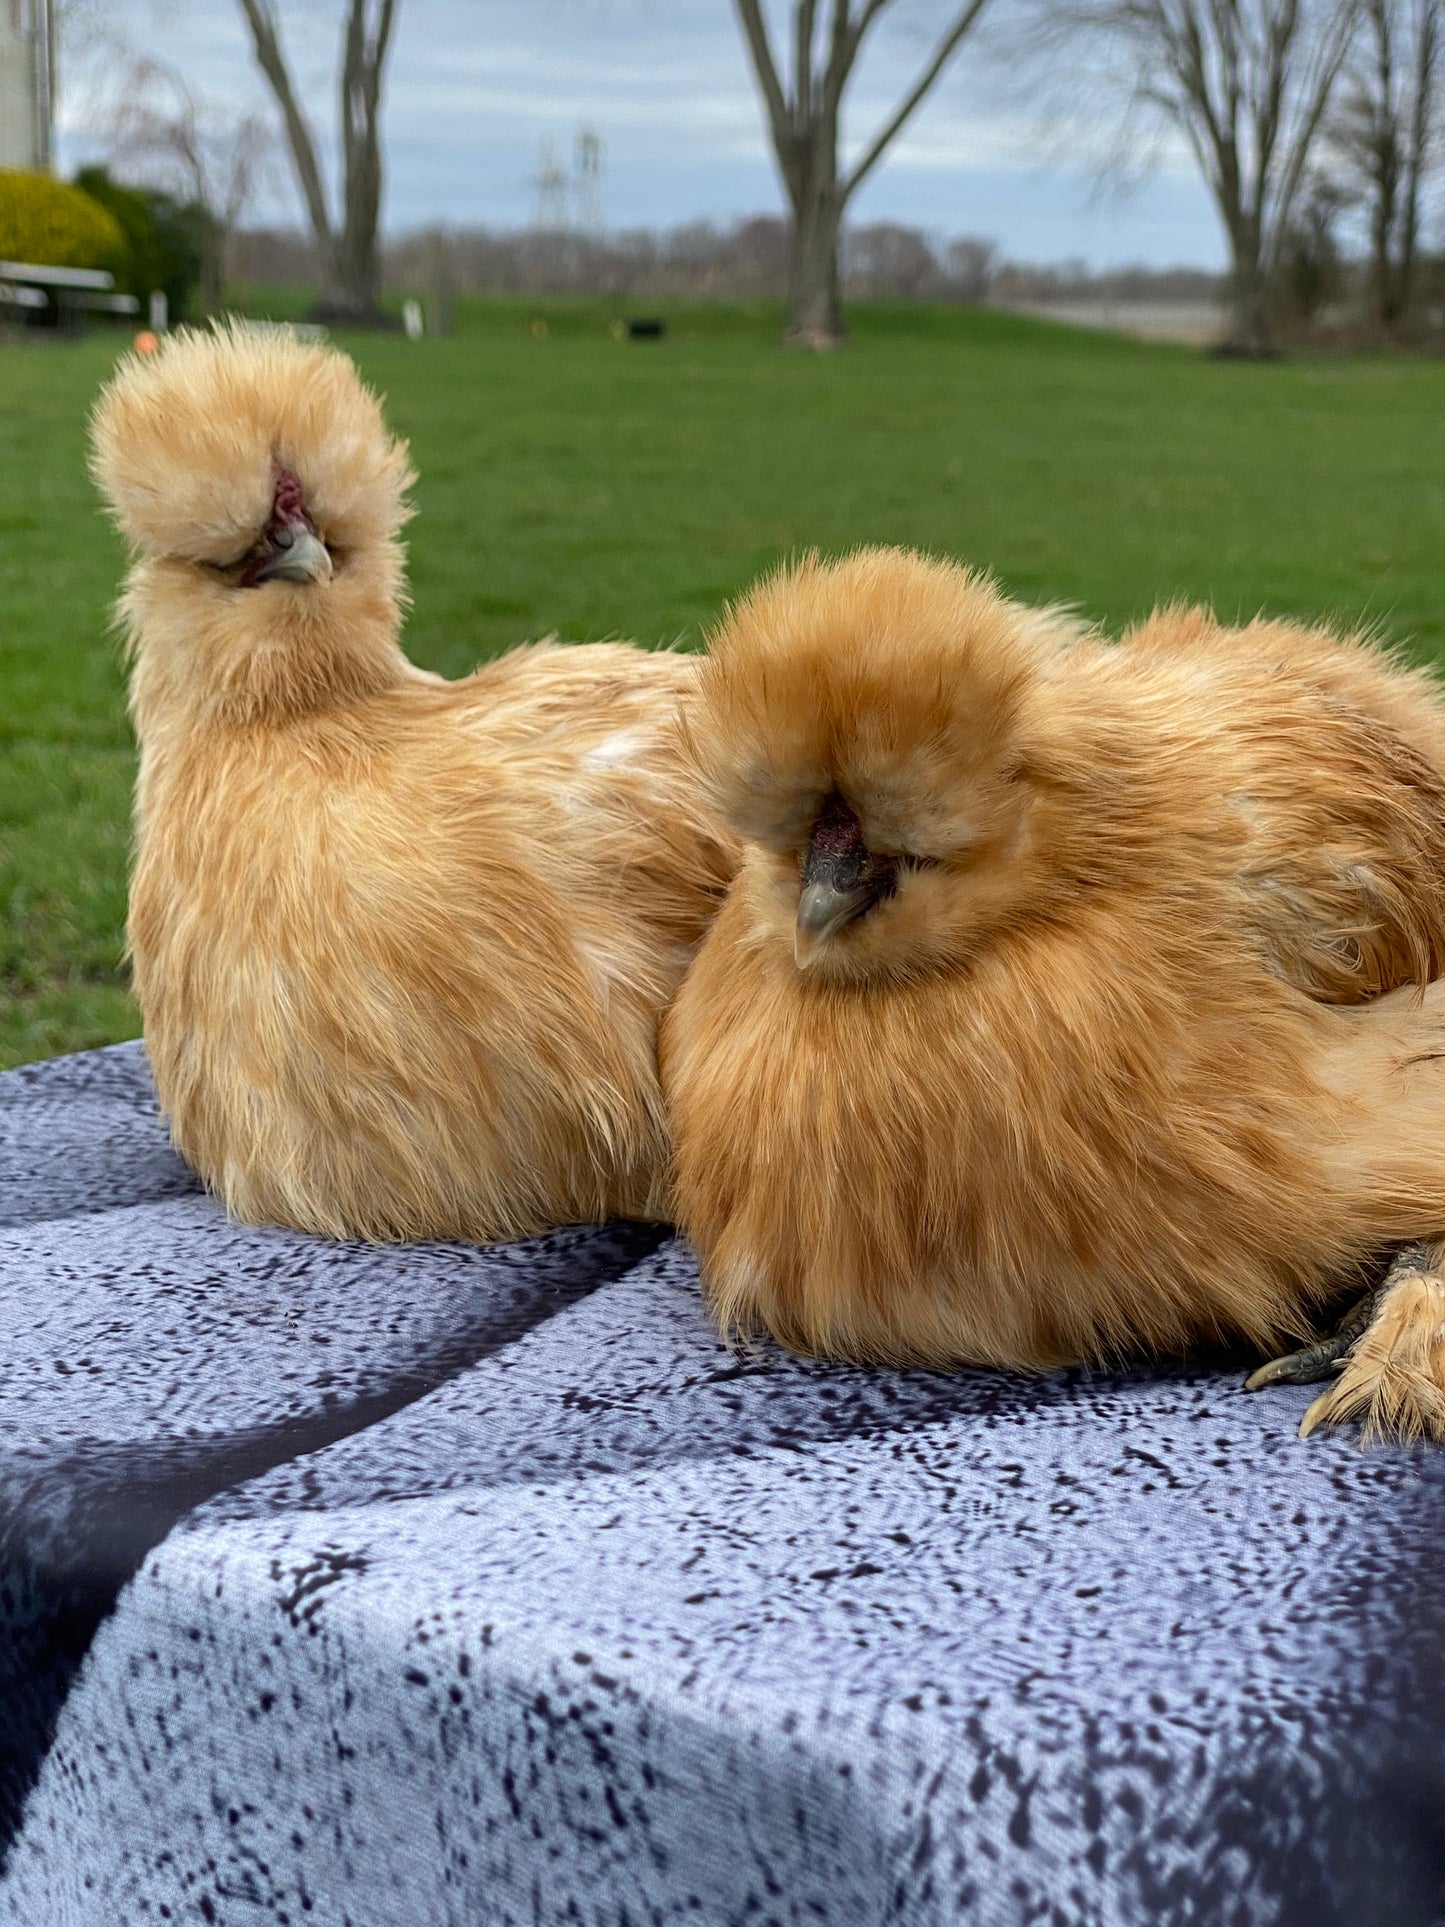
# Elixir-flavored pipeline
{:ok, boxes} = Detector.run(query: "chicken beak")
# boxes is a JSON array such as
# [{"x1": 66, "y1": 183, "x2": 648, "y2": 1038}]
[
  {"x1": 795, "y1": 879, "x2": 875, "y2": 968},
  {"x1": 252, "y1": 525, "x2": 333, "y2": 585}
]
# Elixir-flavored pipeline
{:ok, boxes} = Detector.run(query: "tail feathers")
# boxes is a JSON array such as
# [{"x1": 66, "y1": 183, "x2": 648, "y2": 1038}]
[{"x1": 90, "y1": 320, "x2": 414, "y2": 567}]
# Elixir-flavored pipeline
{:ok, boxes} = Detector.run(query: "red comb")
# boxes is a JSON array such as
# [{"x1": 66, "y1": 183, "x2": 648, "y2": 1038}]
[
  {"x1": 272, "y1": 465, "x2": 309, "y2": 527},
  {"x1": 808, "y1": 792, "x2": 867, "y2": 866}
]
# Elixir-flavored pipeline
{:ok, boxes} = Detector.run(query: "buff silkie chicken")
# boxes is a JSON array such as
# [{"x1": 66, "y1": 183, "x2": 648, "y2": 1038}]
[
  {"x1": 90, "y1": 323, "x2": 735, "y2": 1243},
  {"x1": 660, "y1": 547, "x2": 1445, "y2": 1443}
]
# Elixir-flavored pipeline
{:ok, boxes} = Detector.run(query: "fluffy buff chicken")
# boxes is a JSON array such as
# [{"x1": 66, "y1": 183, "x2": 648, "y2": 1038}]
[
  {"x1": 660, "y1": 547, "x2": 1445, "y2": 1442},
  {"x1": 91, "y1": 324, "x2": 735, "y2": 1242}
]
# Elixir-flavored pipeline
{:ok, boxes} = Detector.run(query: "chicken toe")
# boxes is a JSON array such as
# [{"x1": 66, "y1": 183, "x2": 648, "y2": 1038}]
[
  {"x1": 1243, "y1": 1272, "x2": 1392, "y2": 1392},
  {"x1": 1294, "y1": 1242, "x2": 1445, "y2": 1442}
]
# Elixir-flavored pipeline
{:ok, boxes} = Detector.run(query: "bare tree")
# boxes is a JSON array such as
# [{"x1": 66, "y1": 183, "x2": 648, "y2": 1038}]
[
  {"x1": 235, "y1": 0, "x2": 399, "y2": 322},
  {"x1": 731, "y1": 1, "x2": 991, "y2": 345},
  {"x1": 1328, "y1": 0, "x2": 1442, "y2": 329},
  {"x1": 106, "y1": 62, "x2": 276, "y2": 313},
  {"x1": 1276, "y1": 168, "x2": 1348, "y2": 322},
  {"x1": 1053, "y1": 0, "x2": 1359, "y2": 354}
]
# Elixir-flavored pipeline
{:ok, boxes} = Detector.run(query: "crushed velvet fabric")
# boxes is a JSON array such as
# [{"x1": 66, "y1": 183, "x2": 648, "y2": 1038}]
[{"x1": 2, "y1": 1043, "x2": 1443, "y2": 1925}]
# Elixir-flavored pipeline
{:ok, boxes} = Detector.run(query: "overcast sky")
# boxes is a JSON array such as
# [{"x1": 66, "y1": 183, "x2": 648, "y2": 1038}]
[{"x1": 57, "y1": 0, "x2": 1224, "y2": 268}]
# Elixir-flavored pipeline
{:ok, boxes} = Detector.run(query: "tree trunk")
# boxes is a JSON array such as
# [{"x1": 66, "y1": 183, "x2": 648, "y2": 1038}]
[
  {"x1": 200, "y1": 221, "x2": 227, "y2": 315},
  {"x1": 1377, "y1": 256, "x2": 1406, "y2": 330},
  {"x1": 1395, "y1": 166, "x2": 1421, "y2": 328},
  {"x1": 326, "y1": 192, "x2": 381, "y2": 321},
  {"x1": 237, "y1": 0, "x2": 398, "y2": 325},
  {"x1": 322, "y1": 0, "x2": 394, "y2": 322},
  {"x1": 783, "y1": 93, "x2": 845, "y2": 351},
  {"x1": 1222, "y1": 222, "x2": 1274, "y2": 356},
  {"x1": 1393, "y1": 3, "x2": 1436, "y2": 334},
  {"x1": 1370, "y1": 145, "x2": 1403, "y2": 328},
  {"x1": 731, "y1": 0, "x2": 991, "y2": 350},
  {"x1": 236, "y1": 0, "x2": 335, "y2": 281},
  {"x1": 1370, "y1": 227, "x2": 1393, "y2": 329},
  {"x1": 786, "y1": 183, "x2": 844, "y2": 346}
]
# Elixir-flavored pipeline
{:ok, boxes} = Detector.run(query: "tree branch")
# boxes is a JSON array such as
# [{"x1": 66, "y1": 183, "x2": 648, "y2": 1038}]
[
  {"x1": 732, "y1": 0, "x2": 796, "y2": 156},
  {"x1": 235, "y1": 0, "x2": 332, "y2": 244},
  {"x1": 847, "y1": 0, "x2": 895, "y2": 60},
  {"x1": 795, "y1": 0, "x2": 819, "y2": 123},
  {"x1": 821, "y1": 0, "x2": 855, "y2": 111},
  {"x1": 1265, "y1": 0, "x2": 1358, "y2": 259},
  {"x1": 366, "y1": 0, "x2": 399, "y2": 118},
  {"x1": 843, "y1": 0, "x2": 991, "y2": 197}
]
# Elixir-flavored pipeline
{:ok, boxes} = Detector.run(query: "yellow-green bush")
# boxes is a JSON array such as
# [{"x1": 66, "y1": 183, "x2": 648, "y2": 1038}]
[{"x1": 0, "y1": 170, "x2": 124, "y2": 273}]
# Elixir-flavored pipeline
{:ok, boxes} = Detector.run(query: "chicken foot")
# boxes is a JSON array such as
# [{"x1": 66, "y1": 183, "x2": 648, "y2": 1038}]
[
  {"x1": 1243, "y1": 1266, "x2": 1395, "y2": 1391},
  {"x1": 1244, "y1": 1241, "x2": 1445, "y2": 1442}
]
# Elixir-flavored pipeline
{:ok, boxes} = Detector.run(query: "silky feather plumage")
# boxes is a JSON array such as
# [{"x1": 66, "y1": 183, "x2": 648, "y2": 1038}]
[
  {"x1": 92, "y1": 324, "x2": 736, "y2": 1242},
  {"x1": 661, "y1": 548, "x2": 1445, "y2": 1399}
]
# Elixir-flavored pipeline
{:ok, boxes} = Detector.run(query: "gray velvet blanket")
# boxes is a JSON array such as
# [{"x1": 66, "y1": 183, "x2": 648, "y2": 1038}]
[{"x1": 2, "y1": 1042, "x2": 1444, "y2": 1925}]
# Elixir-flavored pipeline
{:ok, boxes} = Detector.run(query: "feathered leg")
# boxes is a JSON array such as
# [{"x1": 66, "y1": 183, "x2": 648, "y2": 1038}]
[
  {"x1": 1245, "y1": 1243, "x2": 1445, "y2": 1443},
  {"x1": 1297, "y1": 1241, "x2": 1445, "y2": 1442}
]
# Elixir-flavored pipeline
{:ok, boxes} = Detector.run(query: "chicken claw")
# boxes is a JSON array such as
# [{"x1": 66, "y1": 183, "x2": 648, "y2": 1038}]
[{"x1": 1243, "y1": 1274, "x2": 1391, "y2": 1391}]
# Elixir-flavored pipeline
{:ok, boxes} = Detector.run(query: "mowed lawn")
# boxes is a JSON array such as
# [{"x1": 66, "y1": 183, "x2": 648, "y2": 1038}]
[{"x1": 4, "y1": 295, "x2": 1445, "y2": 1068}]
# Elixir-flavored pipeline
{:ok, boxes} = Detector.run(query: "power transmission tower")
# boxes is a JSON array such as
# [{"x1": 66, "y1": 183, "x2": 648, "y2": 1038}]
[
  {"x1": 532, "y1": 140, "x2": 569, "y2": 231},
  {"x1": 572, "y1": 128, "x2": 605, "y2": 235}
]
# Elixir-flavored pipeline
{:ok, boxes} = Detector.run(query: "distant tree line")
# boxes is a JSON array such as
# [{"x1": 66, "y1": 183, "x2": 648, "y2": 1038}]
[
  {"x1": 381, "y1": 220, "x2": 1002, "y2": 304},
  {"x1": 226, "y1": 209, "x2": 1445, "y2": 347},
  {"x1": 229, "y1": 215, "x2": 1212, "y2": 307}
]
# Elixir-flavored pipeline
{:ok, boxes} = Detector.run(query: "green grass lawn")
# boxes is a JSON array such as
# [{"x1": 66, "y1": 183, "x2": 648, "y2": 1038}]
[{"x1": 4, "y1": 294, "x2": 1445, "y2": 1068}]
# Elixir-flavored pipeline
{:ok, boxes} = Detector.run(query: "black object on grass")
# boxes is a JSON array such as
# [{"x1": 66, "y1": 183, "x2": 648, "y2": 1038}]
[{"x1": 626, "y1": 318, "x2": 667, "y2": 340}]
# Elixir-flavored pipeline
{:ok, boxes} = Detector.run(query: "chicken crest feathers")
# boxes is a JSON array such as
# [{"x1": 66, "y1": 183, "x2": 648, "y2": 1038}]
[
  {"x1": 90, "y1": 320, "x2": 415, "y2": 566},
  {"x1": 91, "y1": 325, "x2": 416, "y2": 729},
  {"x1": 692, "y1": 547, "x2": 1081, "y2": 863}
]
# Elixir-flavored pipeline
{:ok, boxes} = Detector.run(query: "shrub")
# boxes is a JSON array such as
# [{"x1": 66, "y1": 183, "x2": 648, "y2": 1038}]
[
  {"x1": 74, "y1": 167, "x2": 205, "y2": 322},
  {"x1": 0, "y1": 169, "x2": 125, "y2": 274},
  {"x1": 147, "y1": 195, "x2": 208, "y2": 321},
  {"x1": 73, "y1": 168, "x2": 164, "y2": 297}
]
